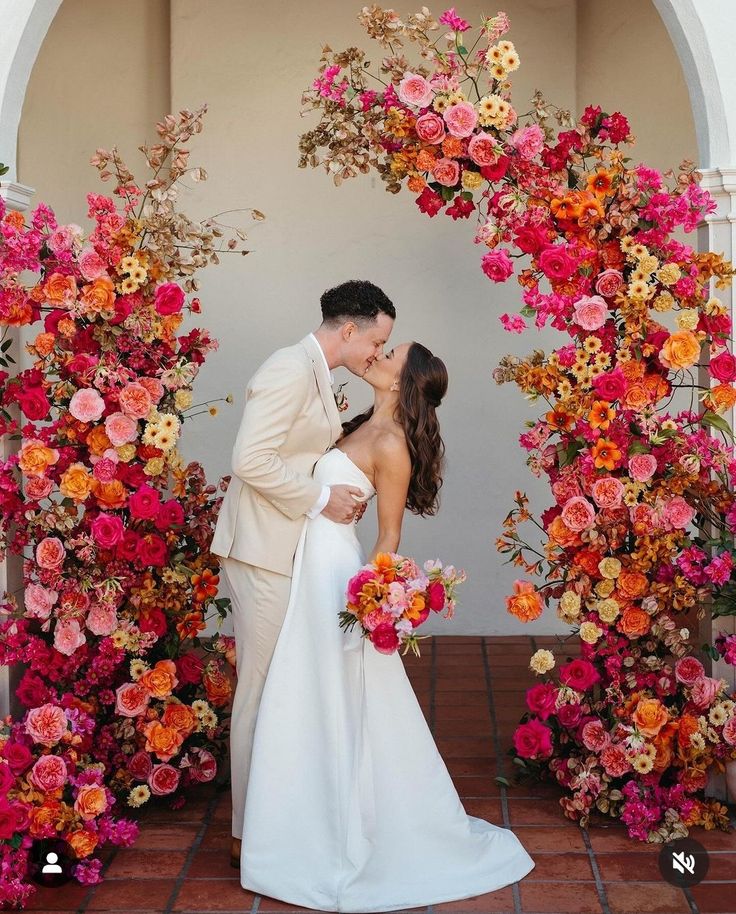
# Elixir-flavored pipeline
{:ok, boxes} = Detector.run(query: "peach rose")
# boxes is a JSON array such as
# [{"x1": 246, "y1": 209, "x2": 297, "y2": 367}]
[
  {"x1": 25, "y1": 475, "x2": 54, "y2": 500},
  {"x1": 723, "y1": 715, "x2": 736, "y2": 746},
  {"x1": 573, "y1": 295, "x2": 608, "y2": 331},
  {"x1": 595, "y1": 269, "x2": 624, "y2": 298},
  {"x1": 505, "y1": 580, "x2": 543, "y2": 622},
  {"x1": 69, "y1": 388, "x2": 105, "y2": 424},
  {"x1": 86, "y1": 605, "x2": 117, "y2": 636},
  {"x1": 90, "y1": 478, "x2": 127, "y2": 510},
  {"x1": 581, "y1": 719, "x2": 611, "y2": 752},
  {"x1": 36, "y1": 536, "x2": 66, "y2": 569},
  {"x1": 161, "y1": 702, "x2": 199, "y2": 737},
  {"x1": 547, "y1": 514, "x2": 582, "y2": 548},
  {"x1": 444, "y1": 101, "x2": 478, "y2": 138},
  {"x1": 118, "y1": 382, "x2": 152, "y2": 420},
  {"x1": 80, "y1": 277, "x2": 115, "y2": 315},
  {"x1": 29, "y1": 754, "x2": 67, "y2": 792},
  {"x1": 86, "y1": 424, "x2": 113, "y2": 456},
  {"x1": 138, "y1": 376, "x2": 165, "y2": 404},
  {"x1": 18, "y1": 439, "x2": 59, "y2": 477},
  {"x1": 104, "y1": 412, "x2": 138, "y2": 446},
  {"x1": 54, "y1": 619, "x2": 86, "y2": 656},
  {"x1": 618, "y1": 606, "x2": 651, "y2": 638},
  {"x1": 690, "y1": 675, "x2": 723, "y2": 710},
  {"x1": 397, "y1": 72, "x2": 433, "y2": 108},
  {"x1": 24, "y1": 583, "x2": 58, "y2": 621},
  {"x1": 78, "y1": 247, "x2": 109, "y2": 281},
  {"x1": 632, "y1": 697, "x2": 669, "y2": 737},
  {"x1": 600, "y1": 743, "x2": 630, "y2": 777},
  {"x1": 432, "y1": 157, "x2": 460, "y2": 187},
  {"x1": 115, "y1": 682, "x2": 151, "y2": 718},
  {"x1": 591, "y1": 477, "x2": 623, "y2": 509},
  {"x1": 468, "y1": 131, "x2": 498, "y2": 166},
  {"x1": 43, "y1": 272, "x2": 77, "y2": 306},
  {"x1": 74, "y1": 783, "x2": 108, "y2": 820},
  {"x1": 59, "y1": 463, "x2": 93, "y2": 502},
  {"x1": 67, "y1": 828, "x2": 98, "y2": 859},
  {"x1": 561, "y1": 496, "x2": 596, "y2": 532},
  {"x1": 663, "y1": 495, "x2": 695, "y2": 530},
  {"x1": 659, "y1": 330, "x2": 701, "y2": 370},
  {"x1": 415, "y1": 112, "x2": 446, "y2": 144},
  {"x1": 25, "y1": 703, "x2": 68, "y2": 746},
  {"x1": 142, "y1": 720, "x2": 185, "y2": 762},
  {"x1": 139, "y1": 659, "x2": 178, "y2": 699}
]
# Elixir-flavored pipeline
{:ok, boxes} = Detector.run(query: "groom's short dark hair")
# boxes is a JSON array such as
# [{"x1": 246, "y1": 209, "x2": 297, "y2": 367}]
[{"x1": 320, "y1": 280, "x2": 395, "y2": 326}]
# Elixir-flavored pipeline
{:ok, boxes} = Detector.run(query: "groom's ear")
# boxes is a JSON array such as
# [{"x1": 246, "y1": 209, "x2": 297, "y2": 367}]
[{"x1": 342, "y1": 320, "x2": 357, "y2": 341}]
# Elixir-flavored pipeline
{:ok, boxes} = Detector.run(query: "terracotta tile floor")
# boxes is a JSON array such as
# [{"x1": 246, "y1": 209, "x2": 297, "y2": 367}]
[{"x1": 19, "y1": 636, "x2": 736, "y2": 914}]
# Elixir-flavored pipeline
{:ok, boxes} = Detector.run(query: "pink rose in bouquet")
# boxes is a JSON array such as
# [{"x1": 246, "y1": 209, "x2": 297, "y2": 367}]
[
  {"x1": 340, "y1": 553, "x2": 465, "y2": 657},
  {"x1": 444, "y1": 101, "x2": 478, "y2": 137},
  {"x1": 415, "y1": 112, "x2": 446, "y2": 144},
  {"x1": 572, "y1": 295, "x2": 608, "y2": 331},
  {"x1": 154, "y1": 281, "x2": 185, "y2": 315},
  {"x1": 513, "y1": 719, "x2": 553, "y2": 759},
  {"x1": 628, "y1": 453, "x2": 657, "y2": 482},
  {"x1": 432, "y1": 157, "x2": 460, "y2": 187},
  {"x1": 25, "y1": 703, "x2": 68, "y2": 747},
  {"x1": 29, "y1": 754, "x2": 67, "y2": 792},
  {"x1": 468, "y1": 132, "x2": 499, "y2": 166},
  {"x1": 481, "y1": 249, "x2": 514, "y2": 282},
  {"x1": 397, "y1": 72, "x2": 433, "y2": 108}
]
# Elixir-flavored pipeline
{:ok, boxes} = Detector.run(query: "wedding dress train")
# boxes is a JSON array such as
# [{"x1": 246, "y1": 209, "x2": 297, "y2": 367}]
[{"x1": 240, "y1": 447, "x2": 535, "y2": 912}]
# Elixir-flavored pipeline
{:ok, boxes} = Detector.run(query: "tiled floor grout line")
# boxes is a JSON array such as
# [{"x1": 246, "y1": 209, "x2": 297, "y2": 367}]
[
  {"x1": 161, "y1": 791, "x2": 221, "y2": 914},
  {"x1": 482, "y1": 636, "x2": 524, "y2": 914}
]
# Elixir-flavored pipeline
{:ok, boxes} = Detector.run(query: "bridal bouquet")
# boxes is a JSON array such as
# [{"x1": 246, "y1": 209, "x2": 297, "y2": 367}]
[{"x1": 340, "y1": 553, "x2": 465, "y2": 656}]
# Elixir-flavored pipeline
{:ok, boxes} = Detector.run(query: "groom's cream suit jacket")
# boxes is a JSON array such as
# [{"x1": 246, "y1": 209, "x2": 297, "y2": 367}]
[{"x1": 210, "y1": 334, "x2": 344, "y2": 576}]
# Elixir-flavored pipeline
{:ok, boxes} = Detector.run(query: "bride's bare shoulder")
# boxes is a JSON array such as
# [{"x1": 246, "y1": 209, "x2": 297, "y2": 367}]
[{"x1": 372, "y1": 427, "x2": 410, "y2": 472}]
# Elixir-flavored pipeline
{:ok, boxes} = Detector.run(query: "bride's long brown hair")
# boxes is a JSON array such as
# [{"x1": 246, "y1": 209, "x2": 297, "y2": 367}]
[{"x1": 340, "y1": 342, "x2": 448, "y2": 516}]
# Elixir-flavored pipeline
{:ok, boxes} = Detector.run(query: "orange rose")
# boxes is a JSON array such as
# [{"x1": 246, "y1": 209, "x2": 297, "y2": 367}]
[
  {"x1": 89, "y1": 478, "x2": 127, "y2": 510},
  {"x1": 505, "y1": 580, "x2": 543, "y2": 622},
  {"x1": 677, "y1": 715, "x2": 700, "y2": 750},
  {"x1": 623, "y1": 383, "x2": 651, "y2": 411},
  {"x1": 18, "y1": 440, "x2": 60, "y2": 477},
  {"x1": 67, "y1": 828, "x2": 99, "y2": 859},
  {"x1": 704, "y1": 383, "x2": 736, "y2": 414},
  {"x1": 617, "y1": 569, "x2": 648, "y2": 600},
  {"x1": 574, "y1": 548, "x2": 605, "y2": 577},
  {"x1": 632, "y1": 697, "x2": 669, "y2": 738},
  {"x1": 547, "y1": 514, "x2": 582, "y2": 548},
  {"x1": 43, "y1": 272, "x2": 77, "y2": 305},
  {"x1": 33, "y1": 332, "x2": 56, "y2": 357},
  {"x1": 73, "y1": 783, "x2": 108, "y2": 820},
  {"x1": 203, "y1": 667, "x2": 233, "y2": 708},
  {"x1": 618, "y1": 606, "x2": 651, "y2": 637},
  {"x1": 59, "y1": 463, "x2": 93, "y2": 502},
  {"x1": 161, "y1": 702, "x2": 199, "y2": 737},
  {"x1": 28, "y1": 800, "x2": 65, "y2": 838},
  {"x1": 79, "y1": 277, "x2": 115, "y2": 315},
  {"x1": 139, "y1": 659, "x2": 178, "y2": 698},
  {"x1": 660, "y1": 330, "x2": 701, "y2": 370},
  {"x1": 86, "y1": 424, "x2": 113, "y2": 456},
  {"x1": 652, "y1": 736, "x2": 674, "y2": 772},
  {"x1": 142, "y1": 719, "x2": 184, "y2": 762}
]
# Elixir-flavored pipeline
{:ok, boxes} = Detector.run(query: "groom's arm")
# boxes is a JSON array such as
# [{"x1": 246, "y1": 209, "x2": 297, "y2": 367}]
[{"x1": 230, "y1": 353, "x2": 323, "y2": 520}]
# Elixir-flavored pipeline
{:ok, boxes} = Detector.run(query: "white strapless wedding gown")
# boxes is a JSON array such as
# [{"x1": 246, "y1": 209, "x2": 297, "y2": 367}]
[{"x1": 240, "y1": 447, "x2": 535, "y2": 912}]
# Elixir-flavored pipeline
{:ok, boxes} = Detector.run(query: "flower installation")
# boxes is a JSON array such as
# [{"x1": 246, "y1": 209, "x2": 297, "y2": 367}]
[
  {"x1": 300, "y1": 6, "x2": 736, "y2": 841},
  {"x1": 341, "y1": 552, "x2": 465, "y2": 656},
  {"x1": 0, "y1": 106, "x2": 258, "y2": 906}
]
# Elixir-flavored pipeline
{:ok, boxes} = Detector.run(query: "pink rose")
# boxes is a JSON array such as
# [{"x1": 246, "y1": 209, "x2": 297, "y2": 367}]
[
  {"x1": 148, "y1": 763, "x2": 181, "y2": 796},
  {"x1": 25, "y1": 703, "x2": 68, "y2": 747},
  {"x1": 128, "y1": 750, "x2": 153, "y2": 780},
  {"x1": 136, "y1": 534, "x2": 169, "y2": 567},
  {"x1": 551, "y1": 474, "x2": 582, "y2": 505},
  {"x1": 24, "y1": 583, "x2": 58, "y2": 621},
  {"x1": 86, "y1": 605, "x2": 117, "y2": 636},
  {"x1": 129, "y1": 485, "x2": 161, "y2": 520},
  {"x1": 415, "y1": 112, "x2": 445, "y2": 144},
  {"x1": 591, "y1": 367, "x2": 627, "y2": 402},
  {"x1": 559, "y1": 658, "x2": 600, "y2": 691},
  {"x1": 2, "y1": 742, "x2": 33, "y2": 776},
  {"x1": 591, "y1": 477, "x2": 623, "y2": 509},
  {"x1": 573, "y1": 295, "x2": 608, "y2": 331},
  {"x1": 628, "y1": 454, "x2": 657, "y2": 482},
  {"x1": 481, "y1": 249, "x2": 514, "y2": 282},
  {"x1": 36, "y1": 536, "x2": 66, "y2": 569},
  {"x1": 710, "y1": 350, "x2": 736, "y2": 383},
  {"x1": 175, "y1": 652, "x2": 205, "y2": 686},
  {"x1": 467, "y1": 132, "x2": 498, "y2": 166},
  {"x1": 104, "y1": 411, "x2": 138, "y2": 446},
  {"x1": 556, "y1": 702, "x2": 583, "y2": 728},
  {"x1": 54, "y1": 619, "x2": 86, "y2": 656},
  {"x1": 444, "y1": 101, "x2": 478, "y2": 138},
  {"x1": 138, "y1": 376, "x2": 165, "y2": 404},
  {"x1": 675, "y1": 656, "x2": 705, "y2": 687},
  {"x1": 29, "y1": 754, "x2": 67, "y2": 792},
  {"x1": 600, "y1": 743, "x2": 630, "y2": 777},
  {"x1": 69, "y1": 388, "x2": 106, "y2": 423},
  {"x1": 629, "y1": 502, "x2": 655, "y2": 533},
  {"x1": 581, "y1": 719, "x2": 611, "y2": 752},
  {"x1": 91, "y1": 512, "x2": 125, "y2": 548},
  {"x1": 370, "y1": 622, "x2": 400, "y2": 654},
  {"x1": 690, "y1": 675, "x2": 722, "y2": 710},
  {"x1": 16, "y1": 386, "x2": 50, "y2": 420},
  {"x1": 513, "y1": 719, "x2": 553, "y2": 759},
  {"x1": 154, "y1": 282, "x2": 184, "y2": 316},
  {"x1": 595, "y1": 269, "x2": 624, "y2": 298},
  {"x1": 187, "y1": 747, "x2": 217, "y2": 783},
  {"x1": 561, "y1": 496, "x2": 596, "y2": 532},
  {"x1": 525, "y1": 683, "x2": 558, "y2": 721},
  {"x1": 537, "y1": 244, "x2": 576, "y2": 281},
  {"x1": 118, "y1": 382, "x2": 152, "y2": 420},
  {"x1": 723, "y1": 715, "x2": 736, "y2": 746},
  {"x1": 398, "y1": 72, "x2": 433, "y2": 108},
  {"x1": 509, "y1": 124, "x2": 544, "y2": 160},
  {"x1": 432, "y1": 157, "x2": 460, "y2": 187},
  {"x1": 513, "y1": 224, "x2": 549, "y2": 255},
  {"x1": 663, "y1": 495, "x2": 695, "y2": 530},
  {"x1": 115, "y1": 682, "x2": 151, "y2": 719},
  {"x1": 25, "y1": 476, "x2": 53, "y2": 500},
  {"x1": 154, "y1": 499, "x2": 185, "y2": 531},
  {"x1": 78, "y1": 247, "x2": 109, "y2": 282}
]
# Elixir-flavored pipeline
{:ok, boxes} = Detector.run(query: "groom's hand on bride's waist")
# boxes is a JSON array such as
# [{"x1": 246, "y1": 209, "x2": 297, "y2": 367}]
[{"x1": 322, "y1": 485, "x2": 365, "y2": 524}]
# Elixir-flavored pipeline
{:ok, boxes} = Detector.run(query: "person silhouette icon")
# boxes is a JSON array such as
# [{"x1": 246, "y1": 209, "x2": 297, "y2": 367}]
[{"x1": 41, "y1": 851, "x2": 62, "y2": 874}]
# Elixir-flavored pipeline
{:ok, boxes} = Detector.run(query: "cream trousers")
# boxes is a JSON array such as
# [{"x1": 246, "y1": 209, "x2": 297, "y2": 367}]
[{"x1": 220, "y1": 556, "x2": 292, "y2": 840}]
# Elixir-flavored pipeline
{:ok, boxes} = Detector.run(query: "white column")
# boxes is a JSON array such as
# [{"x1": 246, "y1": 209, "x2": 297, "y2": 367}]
[{"x1": 0, "y1": 181, "x2": 34, "y2": 719}]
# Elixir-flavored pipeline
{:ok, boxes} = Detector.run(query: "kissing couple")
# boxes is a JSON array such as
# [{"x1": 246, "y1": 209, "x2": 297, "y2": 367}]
[{"x1": 210, "y1": 279, "x2": 535, "y2": 912}]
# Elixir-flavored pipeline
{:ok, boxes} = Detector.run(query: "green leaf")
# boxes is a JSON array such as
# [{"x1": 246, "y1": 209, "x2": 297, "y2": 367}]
[
  {"x1": 460, "y1": 190, "x2": 474, "y2": 201},
  {"x1": 495, "y1": 776, "x2": 511, "y2": 787},
  {"x1": 520, "y1": 305, "x2": 536, "y2": 318},
  {"x1": 457, "y1": 45, "x2": 468, "y2": 56},
  {"x1": 627, "y1": 441, "x2": 650, "y2": 456},
  {"x1": 701, "y1": 410, "x2": 734, "y2": 439},
  {"x1": 0, "y1": 163, "x2": 8, "y2": 177},
  {"x1": 439, "y1": 185, "x2": 455, "y2": 202}
]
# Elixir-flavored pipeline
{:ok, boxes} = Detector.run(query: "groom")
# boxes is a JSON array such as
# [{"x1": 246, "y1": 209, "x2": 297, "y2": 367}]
[{"x1": 210, "y1": 279, "x2": 396, "y2": 867}]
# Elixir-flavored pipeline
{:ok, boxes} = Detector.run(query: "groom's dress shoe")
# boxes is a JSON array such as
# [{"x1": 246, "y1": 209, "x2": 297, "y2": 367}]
[{"x1": 230, "y1": 836, "x2": 241, "y2": 869}]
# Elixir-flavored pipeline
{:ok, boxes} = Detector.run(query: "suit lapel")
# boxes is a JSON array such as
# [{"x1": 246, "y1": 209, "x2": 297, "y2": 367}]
[{"x1": 300, "y1": 335, "x2": 344, "y2": 444}]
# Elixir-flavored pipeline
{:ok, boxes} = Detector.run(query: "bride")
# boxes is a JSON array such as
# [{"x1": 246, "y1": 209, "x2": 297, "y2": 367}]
[{"x1": 239, "y1": 341, "x2": 535, "y2": 912}]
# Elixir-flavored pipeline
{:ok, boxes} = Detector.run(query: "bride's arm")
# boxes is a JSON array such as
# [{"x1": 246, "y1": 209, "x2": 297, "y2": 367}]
[{"x1": 367, "y1": 437, "x2": 412, "y2": 562}]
